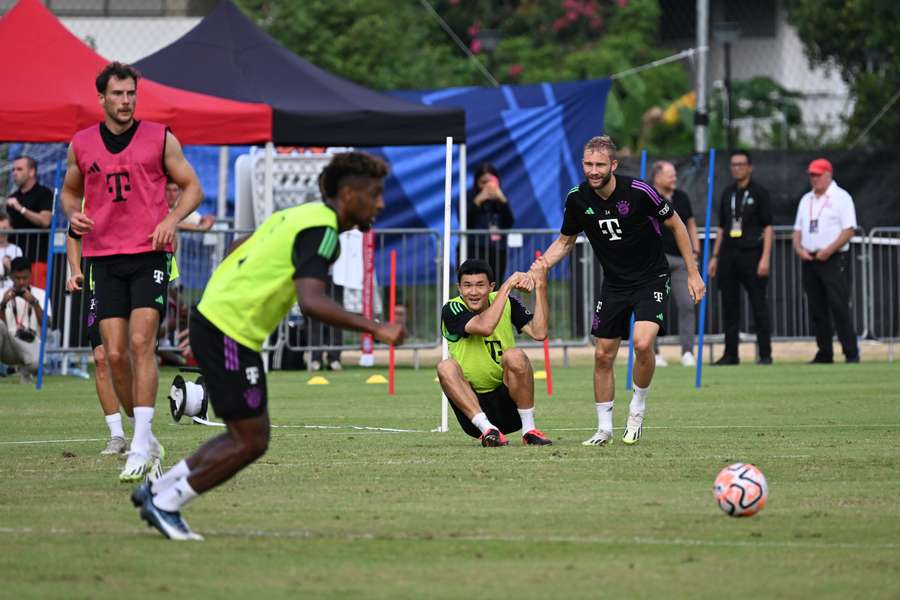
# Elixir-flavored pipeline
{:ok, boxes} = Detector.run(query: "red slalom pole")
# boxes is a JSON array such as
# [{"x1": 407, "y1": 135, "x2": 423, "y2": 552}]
[
  {"x1": 388, "y1": 250, "x2": 397, "y2": 395},
  {"x1": 535, "y1": 251, "x2": 553, "y2": 396}
]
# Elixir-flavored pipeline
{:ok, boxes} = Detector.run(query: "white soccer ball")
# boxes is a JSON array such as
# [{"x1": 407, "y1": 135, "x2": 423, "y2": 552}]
[{"x1": 713, "y1": 462, "x2": 768, "y2": 517}]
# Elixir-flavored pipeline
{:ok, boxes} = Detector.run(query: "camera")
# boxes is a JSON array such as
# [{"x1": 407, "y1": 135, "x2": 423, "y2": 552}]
[
  {"x1": 14, "y1": 288, "x2": 25, "y2": 297},
  {"x1": 15, "y1": 328, "x2": 36, "y2": 343}
]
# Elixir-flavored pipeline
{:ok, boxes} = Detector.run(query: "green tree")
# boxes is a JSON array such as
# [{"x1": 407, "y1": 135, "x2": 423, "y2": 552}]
[
  {"x1": 235, "y1": 0, "x2": 698, "y2": 153},
  {"x1": 785, "y1": 0, "x2": 900, "y2": 146}
]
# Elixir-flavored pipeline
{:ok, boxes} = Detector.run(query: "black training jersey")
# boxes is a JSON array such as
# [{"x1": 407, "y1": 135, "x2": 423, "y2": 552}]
[{"x1": 561, "y1": 175, "x2": 675, "y2": 289}]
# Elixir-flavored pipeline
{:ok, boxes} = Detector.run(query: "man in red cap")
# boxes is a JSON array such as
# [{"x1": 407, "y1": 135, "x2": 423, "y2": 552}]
[{"x1": 792, "y1": 158, "x2": 860, "y2": 363}]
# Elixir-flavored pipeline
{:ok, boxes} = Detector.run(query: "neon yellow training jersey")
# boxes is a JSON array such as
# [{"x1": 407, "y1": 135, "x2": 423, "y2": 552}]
[
  {"x1": 198, "y1": 202, "x2": 339, "y2": 351},
  {"x1": 441, "y1": 292, "x2": 518, "y2": 393}
]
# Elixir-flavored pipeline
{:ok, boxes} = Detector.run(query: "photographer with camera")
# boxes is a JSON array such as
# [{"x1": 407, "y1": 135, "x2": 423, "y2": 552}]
[{"x1": 0, "y1": 257, "x2": 49, "y2": 383}]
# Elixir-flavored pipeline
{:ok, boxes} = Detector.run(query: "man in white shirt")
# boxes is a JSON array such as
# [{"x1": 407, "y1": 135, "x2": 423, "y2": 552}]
[
  {"x1": 0, "y1": 212, "x2": 24, "y2": 292},
  {"x1": 792, "y1": 159, "x2": 860, "y2": 363},
  {"x1": 0, "y1": 257, "x2": 51, "y2": 382}
]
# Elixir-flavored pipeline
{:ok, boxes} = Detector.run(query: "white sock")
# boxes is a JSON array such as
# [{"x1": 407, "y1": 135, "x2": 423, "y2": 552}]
[
  {"x1": 595, "y1": 401, "x2": 613, "y2": 433},
  {"x1": 471, "y1": 412, "x2": 496, "y2": 434},
  {"x1": 517, "y1": 408, "x2": 536, "y2": 433},
  {"x1": 131, "y1": 406, "x2": 154, "y2": 456},
  {"x1": 154, "y1": 477, "x2": 199, "y2": 512},
  {"x1": 151, "y1": 459, "x2": 191, "y2": 495},
  {"x1": 630, "y1": 383, "x2": 649, "y2": 415},
  {"x1": 105, "y1": 413, "x2": 124, "y2": 439}
]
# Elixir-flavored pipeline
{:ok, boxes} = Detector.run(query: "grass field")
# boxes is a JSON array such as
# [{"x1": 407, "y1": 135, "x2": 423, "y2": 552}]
[{"x1": 1, "y1": 362, "x2": 898, "y2": 599}]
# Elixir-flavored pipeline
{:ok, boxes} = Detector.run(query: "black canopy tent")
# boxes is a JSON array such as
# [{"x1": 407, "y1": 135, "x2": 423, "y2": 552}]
[{"x1": 134, "y1": 0, "x2": 465, "y2": 146}]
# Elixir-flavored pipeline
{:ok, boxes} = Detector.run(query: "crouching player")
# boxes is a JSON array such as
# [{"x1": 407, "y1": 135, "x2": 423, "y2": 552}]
[
  {"x1": 132, "y1": 152, "x2": 405, "y2": 540},
  {"x1": 437, "y1": 258, "x2": 552, "y2": 447}
]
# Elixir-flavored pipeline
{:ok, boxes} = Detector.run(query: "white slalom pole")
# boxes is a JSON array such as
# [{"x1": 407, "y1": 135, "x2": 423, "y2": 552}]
[
  {"x1": 263, "y1": 141, "x2": 275, "y2": 221},
  {"x1": 439, "y1": 136, "x2": 453, "y2": 433},
  {"x1": 459, "y1": 143, "x2": 467, "y2": 263},
  {"x1": 217, "y1": 146, "x2": 228, "y2": 220}
]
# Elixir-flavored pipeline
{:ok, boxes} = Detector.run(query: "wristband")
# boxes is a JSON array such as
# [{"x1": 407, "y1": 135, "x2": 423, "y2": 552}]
[{"x1": 19, "y1": 206, "x2": 26, "y2": 215}]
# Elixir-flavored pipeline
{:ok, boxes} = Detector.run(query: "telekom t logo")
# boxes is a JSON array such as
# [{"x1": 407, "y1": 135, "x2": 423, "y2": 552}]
[
  {"x1": 245, "y1": 366, "x2": 260, "y2": 385},
  {"x1": 598, "y1": 218, "x2": 623, "y2": 241},
  {"x1": 105, "y1": 171, "x2": 131, "y2": 202}
]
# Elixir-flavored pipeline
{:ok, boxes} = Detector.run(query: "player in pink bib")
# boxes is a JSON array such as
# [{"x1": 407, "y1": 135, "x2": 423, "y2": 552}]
[{"x1": 61, "y1": 62, "x2": 203, "y2": 484}]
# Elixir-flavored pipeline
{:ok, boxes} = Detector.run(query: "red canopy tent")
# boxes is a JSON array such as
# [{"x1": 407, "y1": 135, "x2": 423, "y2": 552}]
[{"x1": 0, "y1": 0, "x2": 272, "y2": 144}]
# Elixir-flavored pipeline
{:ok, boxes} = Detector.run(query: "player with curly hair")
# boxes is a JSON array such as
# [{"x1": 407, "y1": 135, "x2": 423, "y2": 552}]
[{"x1": 132, "y1": 151, "x2": 406, "y2": 540}]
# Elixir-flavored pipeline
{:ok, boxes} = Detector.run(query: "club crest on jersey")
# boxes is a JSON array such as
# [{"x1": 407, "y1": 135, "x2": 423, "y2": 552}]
[{"x1": 616, "y1": 200, "x2": 630, "y2": 216}]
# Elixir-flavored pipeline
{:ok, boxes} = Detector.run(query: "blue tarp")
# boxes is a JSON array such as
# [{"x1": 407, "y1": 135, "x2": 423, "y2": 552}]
[{"x1": 370, "y1": 78, "x2": 611, "y2": 233}]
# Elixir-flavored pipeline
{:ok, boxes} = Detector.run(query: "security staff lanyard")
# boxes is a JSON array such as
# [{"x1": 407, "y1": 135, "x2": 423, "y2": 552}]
[
  {"x1": 809, "y1": 194, "x2": 829, "y2": 234},
  {"x1": 730, "y1": 188, "x2": 750, "y2": 238}
]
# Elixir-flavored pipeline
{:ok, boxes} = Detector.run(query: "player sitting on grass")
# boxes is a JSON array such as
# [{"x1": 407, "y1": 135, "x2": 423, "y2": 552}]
[{"x1": 437, "y1": 258, "x2": 552, "y2": 447}]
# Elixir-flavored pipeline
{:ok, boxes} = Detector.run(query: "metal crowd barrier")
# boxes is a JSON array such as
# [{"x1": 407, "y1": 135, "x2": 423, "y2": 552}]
[
  {"x1": 7, "y1": 223, "x2": 897, "y2": 370},
  {"x1": 281, "y1": 229, "x2": 443, "y2": 368},
  {"x1": 696, "y1": 225, "x2": 869, "y2": 345},
  {"x1": 457, "y1": 229, "x2": 593, "y2": 353},
  {"x1": 866, "y1": 228, "x2": 900, "y2": 360}
]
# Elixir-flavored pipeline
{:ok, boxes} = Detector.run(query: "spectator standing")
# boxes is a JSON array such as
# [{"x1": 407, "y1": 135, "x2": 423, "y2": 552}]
[
  {"x1": 6, "y1": 155, "x2": 53, "y2": 274},
  {"x1": 792, "y1": 159, "x2": 860, "y2": 364},
  {"x1": 466, "y1": 163, "x2": 514, "y2": 281},
  {"x1": 707, "y1": 150, "x2": 774, "y2": 365},
  {"x1": 651, "y1": 161, "x2": 700, "y2": 367}
]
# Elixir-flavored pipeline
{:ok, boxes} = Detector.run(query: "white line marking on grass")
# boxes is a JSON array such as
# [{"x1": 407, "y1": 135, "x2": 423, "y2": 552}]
[
  {"x1": 191, "y1": 416, "x2": 427, "y2": 433},
  {"x1": 0, "y1": 437, "x2": 106, "y2": 446},
  {"x1": 0, "y1": 526, "x2": 895, "y2": 550},
  {"x1": 554, "y1": 424, "x2": 900, "y2": 432},
  {"x1": 2, "y1": 422, "x2": 895, "y2": 447}
]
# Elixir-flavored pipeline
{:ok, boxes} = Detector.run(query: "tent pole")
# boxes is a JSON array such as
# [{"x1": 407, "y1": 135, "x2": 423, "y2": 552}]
[
  {"x1": 217, "y1": 146, "x2": 228, "y2": 220},
  {"x1": 439, "y1": 136, "x2": 453, "y2": 433},
  {"x1": 264, "y1": 142, "x2": 274, "y2": 222},
  {"x1": 459, "y1": 143, "x2": 467, "y2": 263}
]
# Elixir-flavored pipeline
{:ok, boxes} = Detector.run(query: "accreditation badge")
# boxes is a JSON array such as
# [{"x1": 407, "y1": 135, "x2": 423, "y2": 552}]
[
  {"x1": 729, "y1": 218, "x2": 743, "y2": 238},
  {"x1": 809, "y1": 219, "x2": 819, "y2": 234}
]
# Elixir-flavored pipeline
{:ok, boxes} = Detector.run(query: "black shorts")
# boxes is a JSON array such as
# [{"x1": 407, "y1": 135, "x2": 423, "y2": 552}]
[
  {"x1": 85, "y1": 289, "x2": 102, "y2": 350},
  {"x1": 189, "y1": 307, "x2": 267, "y2": 422},
  {"x1": 591, "y1": 276, "x2": 670, "y2": 340},
  {"x1": 451, "y1": 384, "x2": 522, "y2": 438},
  {"x1": 90, "y1": 252, "x2": 171, "y2": 321}
]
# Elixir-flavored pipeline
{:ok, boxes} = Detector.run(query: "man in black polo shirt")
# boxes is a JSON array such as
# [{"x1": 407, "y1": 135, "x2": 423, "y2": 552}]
[
  {"x1": 5, "y1": 156, "x2": 53, "y2": 264},
  {"x1": 534, "y1": 136, "x2": 705, "y2": 447},
  {"x1": 707, "y1": 150, "x2": 773, "y2": 365}
]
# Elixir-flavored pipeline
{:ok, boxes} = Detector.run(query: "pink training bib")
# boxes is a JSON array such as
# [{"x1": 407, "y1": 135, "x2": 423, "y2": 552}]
[{"x1": 73, "y1": 121, "x2": 171, "y2": 257}]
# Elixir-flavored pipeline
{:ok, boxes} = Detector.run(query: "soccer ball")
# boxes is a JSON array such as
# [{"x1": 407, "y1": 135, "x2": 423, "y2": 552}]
[{"x1": 713, "y1": 463, "x2": 768, "y2": 517}]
